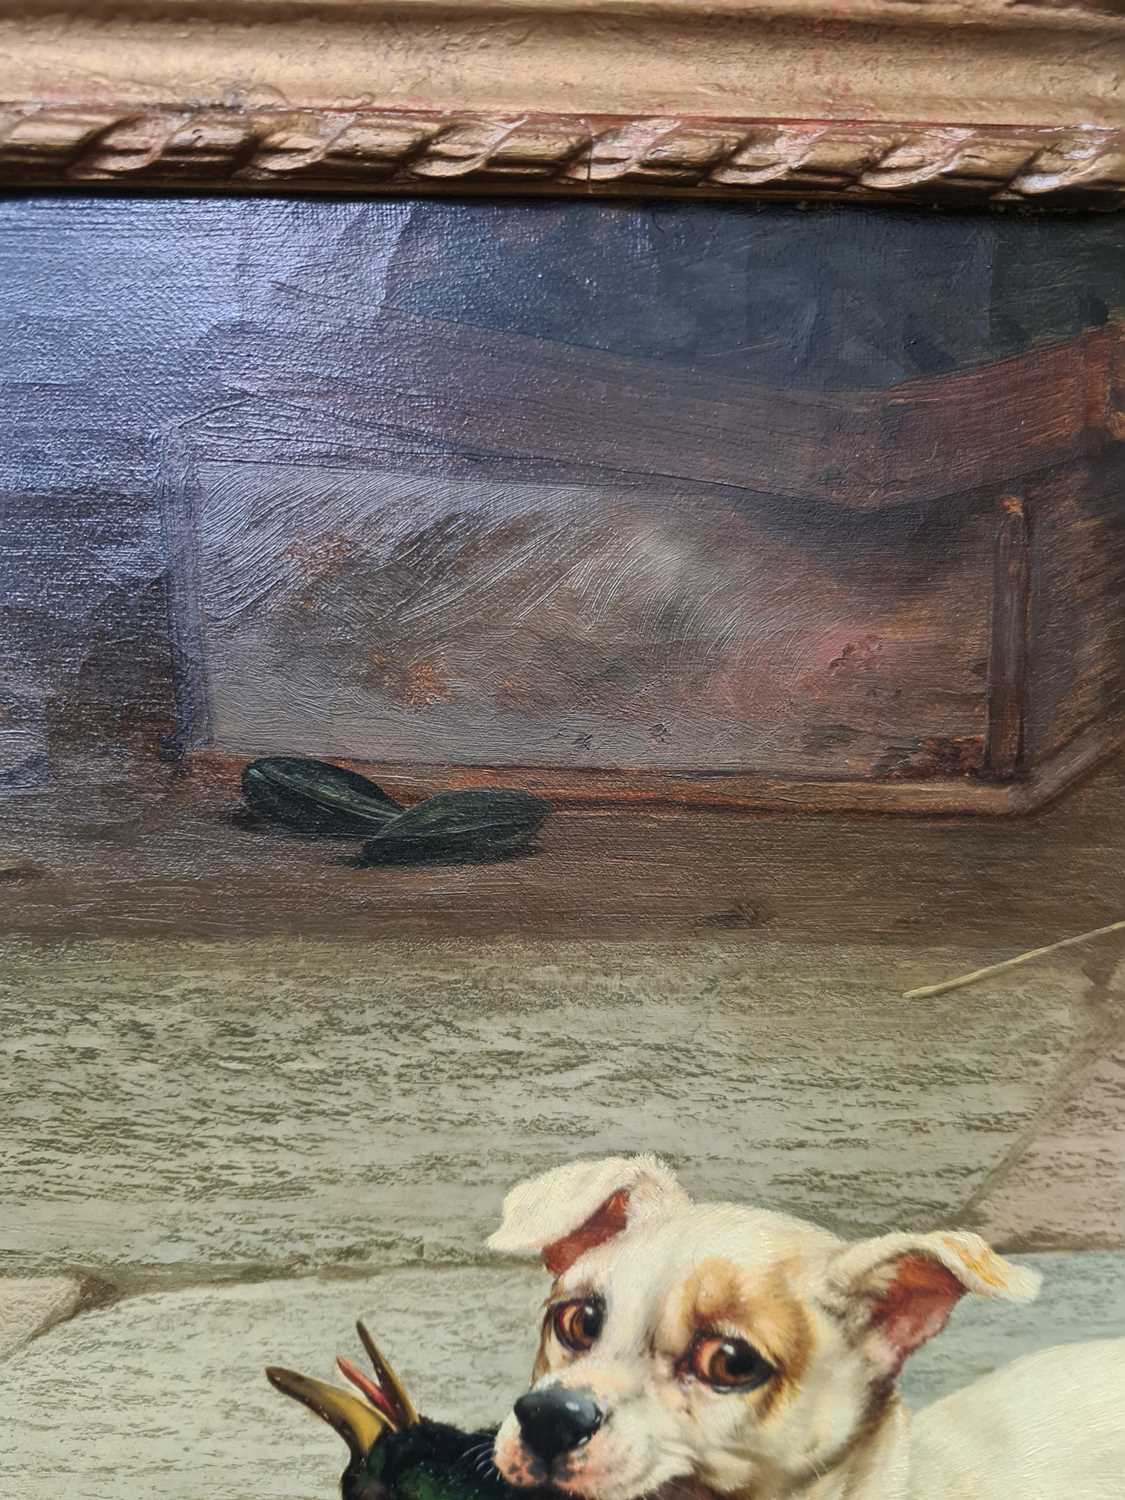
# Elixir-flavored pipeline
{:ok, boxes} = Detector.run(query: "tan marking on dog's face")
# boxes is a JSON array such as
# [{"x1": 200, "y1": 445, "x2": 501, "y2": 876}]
[
  {"x1": 753, "y1": 1266, "x2": 814, "y2": 1421},
  {"x1": 664, "y1": 1256, "x2": 813, "y2": 1419},
  {"x1": 531, "y1": 1321, "x2": 551, "y2": 1381},
  {"x1": 673, "y1": 1257, "x2": 747, "y2": 1340},
  {"x1": 939, "y1": 1235, "x2": 1006, "y2": 1289},
  {"x1": 531, "y1": 1279, "x2": 563, "y2": 1380}
]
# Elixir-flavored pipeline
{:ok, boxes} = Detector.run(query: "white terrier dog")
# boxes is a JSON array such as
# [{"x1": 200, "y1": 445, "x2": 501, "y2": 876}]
[{"x1": 487, "y1": 1156, "x2": 1124, "y2": 1500}]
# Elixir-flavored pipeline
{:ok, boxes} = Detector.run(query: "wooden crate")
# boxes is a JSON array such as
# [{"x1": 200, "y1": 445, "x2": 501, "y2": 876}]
[{"x1": 166, "y1": 317, "x2": 1125, "y2": 816}]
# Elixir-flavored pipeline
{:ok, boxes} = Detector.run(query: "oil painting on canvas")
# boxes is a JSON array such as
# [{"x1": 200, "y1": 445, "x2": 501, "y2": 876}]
[{"x1": 1, "y1": 194, "x2": 1123, "y2": 1499}]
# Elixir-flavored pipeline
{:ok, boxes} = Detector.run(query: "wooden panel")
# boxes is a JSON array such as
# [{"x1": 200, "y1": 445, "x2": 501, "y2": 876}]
[
  {"x1": 225, "y1": 313, "x2": 1118, "y2": 510},
  {"x1": 3, "y1": 196, "x2": 1124, "y2": 818},
  {"x1": 985, "y1": 497, "x2": 1032, "y2": 779},
  {"x1": 6, "y1": 744, "x2": 1125, "y2": 948},
  {"x1": 1025, "y1": 453, "x2": 1125, "y2": 770},
  {"x1": 167, "y1": 461, "x2": 992, "y2": 785}
]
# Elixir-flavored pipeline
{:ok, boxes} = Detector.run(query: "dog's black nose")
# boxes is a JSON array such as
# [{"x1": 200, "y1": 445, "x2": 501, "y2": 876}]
[{"x1": 514, "y1": 1387, "x2": 603, "y2": 1465}]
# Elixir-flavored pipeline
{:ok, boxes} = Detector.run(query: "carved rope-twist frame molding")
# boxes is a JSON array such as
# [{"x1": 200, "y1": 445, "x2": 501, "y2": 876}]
[
  {"x1": 3, "y1": 0, "x2": 1124, "y2": 206},
  {"x1": 2, "y1": 106, "x2": 1124, "y2": 205}
]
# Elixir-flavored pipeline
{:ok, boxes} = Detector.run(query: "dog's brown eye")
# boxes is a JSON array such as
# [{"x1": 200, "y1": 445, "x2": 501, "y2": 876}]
[
  {"x1": 690, "y1": 1335, "x2": 773, "y2": 1391},
  {"x1": 550, "y1": 1297, "x2": 604, "y2": 1352}
]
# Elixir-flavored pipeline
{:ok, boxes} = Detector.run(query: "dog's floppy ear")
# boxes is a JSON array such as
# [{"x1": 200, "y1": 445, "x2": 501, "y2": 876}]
[
  {"x1": 827, "y1": 1229, "x2": 1041, "y2": 1376},
  {"x1": 487, "y1": 1155, "x2": 689, "y2": 1275}
]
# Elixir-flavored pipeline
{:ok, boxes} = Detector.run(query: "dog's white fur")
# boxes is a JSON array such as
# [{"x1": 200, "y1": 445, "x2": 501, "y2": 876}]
[{"x1": 487, "y1": 1156, "x2": 1125, "y2": 1500}]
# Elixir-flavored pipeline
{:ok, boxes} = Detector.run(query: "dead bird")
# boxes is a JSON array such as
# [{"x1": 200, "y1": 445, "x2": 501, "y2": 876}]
[{"x1": 267, "y1": 1321, "x2": 540, "y2": 1500}]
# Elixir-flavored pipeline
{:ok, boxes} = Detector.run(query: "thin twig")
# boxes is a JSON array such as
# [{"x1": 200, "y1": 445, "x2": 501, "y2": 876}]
[{"x1": 903, "y1": 918, "x2": 1125, "y2": 1000}]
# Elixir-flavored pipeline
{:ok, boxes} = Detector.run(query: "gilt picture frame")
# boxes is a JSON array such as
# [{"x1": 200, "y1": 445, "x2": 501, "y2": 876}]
[{"x1": 0, "y1": 0, "x2": 1123, "y2": 210}]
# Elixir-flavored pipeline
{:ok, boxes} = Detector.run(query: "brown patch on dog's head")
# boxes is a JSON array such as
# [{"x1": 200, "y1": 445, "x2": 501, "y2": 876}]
[
  {"x1": 544, "y1": 1189, "x2": 630, "y2": 1277},
  {"x1": 667, "y1": 1257, "x2": 812, "y2": 1419},
  {"x1": 680, "y1": 1257, "x2": 748, "y2": 1334},
  {"x1": 488, "y1": 1155, "x2": 689, "y2": 1276},
  {"x1": 753, "y1": 1266, "x2": 813, "y2": 1421},
  {"x1": 531, "y1": 1290, "x2": 557, "y2": 1381}
]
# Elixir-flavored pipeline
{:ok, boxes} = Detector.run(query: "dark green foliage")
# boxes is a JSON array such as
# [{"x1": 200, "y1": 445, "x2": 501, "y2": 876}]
[
  {"x1": 241, "y1": 761, "x2": 551, "y2": 864},
  {"x1": 241, "y1": 757, "x2": 402, "y2": 836},
  {"x1": 358, "y1": 790, "x2": 551, "y2": 866}
]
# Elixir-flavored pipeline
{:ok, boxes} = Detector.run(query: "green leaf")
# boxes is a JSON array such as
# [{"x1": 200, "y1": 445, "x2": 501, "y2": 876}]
[
  {"x1": 359, "y1": 789, "x2": 551, "y2": 866},
  {"x1": 242, "y1": 757, "x2": 402, "y2": 837}
]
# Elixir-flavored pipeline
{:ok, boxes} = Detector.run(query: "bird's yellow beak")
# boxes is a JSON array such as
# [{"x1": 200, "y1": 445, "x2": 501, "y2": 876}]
[
  {"x1": 266, "y1": 1320, "x2": 419, "y2": 1458},
  {"x1": 265, "y1": 1366, "x2": 392, "y2": 1459},
  {"x1": 355, "y1": 1320, "x2": 419, "y2": 1428}
]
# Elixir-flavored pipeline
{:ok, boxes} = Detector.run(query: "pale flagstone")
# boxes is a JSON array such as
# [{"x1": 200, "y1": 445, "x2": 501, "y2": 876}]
[
  {"x1": 0, "y1": 936, "x2": 1082, "y2": 1281},
  {"x1": 1, "y1": 1256, "x2": 1122, "y2": 1500},
  {"x1": 0, "y1": 1266, "x2": 544, "y2": 1500},
  {"x1": 0, "y1": 1276, "x2": 88, "y2": 1360},
  {"x1": 973, "y1": 1044, "x2": 1125, "y2": 1250}
]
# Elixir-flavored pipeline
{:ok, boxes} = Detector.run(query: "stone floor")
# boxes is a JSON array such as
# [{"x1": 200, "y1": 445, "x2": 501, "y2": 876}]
[
  {"x1": 5, "y1": 1255, "x2": 1125, "y2": 1500},
  {"x1": 1, "y1": 758, "x2": 1124, "y2": 1497}
]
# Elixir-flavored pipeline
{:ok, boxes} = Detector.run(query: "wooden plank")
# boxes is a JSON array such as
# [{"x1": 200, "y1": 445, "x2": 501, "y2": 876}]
[
  {"x1": 185, "y1": 748, "x2": 1008, "y2": 816},
  {"x1": 1023, "y1": 455, "x2": 1125, "y2": 767},
  {"x1": 182, "y1": 698, "x2": 1125, "y2": 817},
  {"x1": 225, "y1": 315, "x2": 1117, "y2": 510},
  {"x1": 6, "y1": 746, "x2": 1125, "y2": 948},
  {"x1": 986, "y1": 497, "x2": 1031, "y2": 778}
]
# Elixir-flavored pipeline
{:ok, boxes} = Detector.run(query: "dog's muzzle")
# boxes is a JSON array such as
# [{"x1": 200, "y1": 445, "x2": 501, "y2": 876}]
[{"x1": 514, "y1": 1387, "x2": 604, "y2": 1466}]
